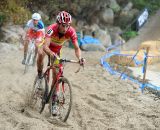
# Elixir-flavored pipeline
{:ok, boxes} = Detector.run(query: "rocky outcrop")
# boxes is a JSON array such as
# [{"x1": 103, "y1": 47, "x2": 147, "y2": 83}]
[{"x1": 1, "y1": 24, "x2": 25, "y2": 44}]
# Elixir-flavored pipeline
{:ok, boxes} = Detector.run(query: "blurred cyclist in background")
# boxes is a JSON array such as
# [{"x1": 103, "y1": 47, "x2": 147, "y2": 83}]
[{"x1": 22, "y1": 12, "x2": 45, "y2": 66}]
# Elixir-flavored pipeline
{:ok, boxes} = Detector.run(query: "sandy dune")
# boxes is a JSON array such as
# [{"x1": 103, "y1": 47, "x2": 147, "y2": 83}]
[{"x1": 0, "y1": 44, "x2": 160, "y2": 130}]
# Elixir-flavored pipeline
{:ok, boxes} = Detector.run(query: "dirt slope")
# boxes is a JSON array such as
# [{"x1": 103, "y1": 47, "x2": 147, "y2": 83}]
[
  {"x1": 123, "y1": 10, "x2": 160, "y2": 50},
  {"x1": 0, "y1": 43, "x2": 160, "y2": 130}
]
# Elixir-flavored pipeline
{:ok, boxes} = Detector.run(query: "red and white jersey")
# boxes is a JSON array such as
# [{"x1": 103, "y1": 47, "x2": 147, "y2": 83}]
[{"x1": 45, "y1": 23, "x2": 77, "y2": 53}]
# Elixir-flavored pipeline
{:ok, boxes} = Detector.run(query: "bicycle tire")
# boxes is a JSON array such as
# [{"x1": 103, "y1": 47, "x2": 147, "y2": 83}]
[
  {"x1": 49, "y1": 77, "x2": 72, "y2": 122},
  {"x1": 24, "y1": 51, "x2": 32, "y2": 74},
  {"x1": 39, "y1": 75, "x2": 49, "y2": 114},
  {"x1": 30, "y1": 75, "x2": 46, "y2": 111},
  {"x1": 24, "y1": 41, "x2": 35, "y2": 74}
]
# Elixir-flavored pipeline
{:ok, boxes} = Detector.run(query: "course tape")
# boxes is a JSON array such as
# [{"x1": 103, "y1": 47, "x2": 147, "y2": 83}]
[{"x1": 101, "y1": 49, "x2": 160, "y2": 91}]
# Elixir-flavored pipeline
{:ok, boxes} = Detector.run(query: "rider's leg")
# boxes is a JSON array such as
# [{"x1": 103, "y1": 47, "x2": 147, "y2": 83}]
[
  {"x1": 35, "y1": 31, "x2": 45, "y2": 77},
  {"x1": 22, "y1": 29, "x2": 32, "y2": 64},
  {"x1": 34, "y1": 50, "x2": 38, "y2": 65},
  {"x1": 22, "y1": 38, "x2": 29, "y2": 64},
  {"x1": 37, "y1": 47, "x2": 45, "y2": 78},
  {"x1": 49, "y1": 53, "x2": 61, "y2": 116},
  {"x1": 50, "y1": 68, "x2": 58, "y2": 115},
  {"x1": 32, "y1": 44, "x2": 38, "y2": 66},
  {"x1": 50, "y1": 54, "x2": 60, "y2": 88},
  {"x1": 51, "y1": 68, "x2": 57, "y2": 88}
]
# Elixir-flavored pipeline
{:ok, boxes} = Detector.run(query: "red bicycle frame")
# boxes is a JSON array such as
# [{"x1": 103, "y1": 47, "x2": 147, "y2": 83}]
[{"x1": 43, "y1": 62, "x2": 65, "y2": 103}]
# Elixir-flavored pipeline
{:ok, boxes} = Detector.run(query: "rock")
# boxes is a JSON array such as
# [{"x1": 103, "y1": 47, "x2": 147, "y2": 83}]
[
  {"x1": 109, "y1": 0, "x2": 121, "y2": 13},
  {"x1": 95, "y1": 29, "x2": 112, "y2": 47},
  {"x1": 99, "y1": 8, "x2": 114, "y2": 25},
  {"x1": 108, "y1": 26, "x2": 123, "y2": 42},
  {"x1": 123, "y1": 2, "x2": 133, "y2": 12},
  {"x1": 118, "y1": 8, "x2": 139, "y2": 28},
  {"x1": 1, "y1": 25, "x2": 25, "y2": 44}
]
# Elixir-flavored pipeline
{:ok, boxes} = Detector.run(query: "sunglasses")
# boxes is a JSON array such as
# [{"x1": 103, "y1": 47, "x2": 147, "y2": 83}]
[
  {"x1": 61, "y1": 24, "x2": 70, "y2": 28},
  {"x1": 33, "y1": 19, "x2": 39, "y2": 22}
]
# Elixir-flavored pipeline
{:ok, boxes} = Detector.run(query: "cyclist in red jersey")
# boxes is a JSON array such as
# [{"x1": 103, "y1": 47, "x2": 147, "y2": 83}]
[{"x1": 37, "y1": 11, "x2": 84, "y2": 80}]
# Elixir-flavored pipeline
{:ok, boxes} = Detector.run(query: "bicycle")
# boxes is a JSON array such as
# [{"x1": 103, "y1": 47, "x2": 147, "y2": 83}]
[
  {"x1": 31, "y1": 56, "x2": 83, "y2": 122},
  {"x1": 24, "y1": 39, "x2": 36, "y2": 74}
]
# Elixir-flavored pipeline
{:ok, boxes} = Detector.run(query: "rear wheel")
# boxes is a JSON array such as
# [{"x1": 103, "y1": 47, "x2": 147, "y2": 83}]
[
  {"x1": 39, "y1": 75, "x2": 49, "y2": 114},
  {"x1": 49, "y1": 77, "x2": 72, "y2": 122}
]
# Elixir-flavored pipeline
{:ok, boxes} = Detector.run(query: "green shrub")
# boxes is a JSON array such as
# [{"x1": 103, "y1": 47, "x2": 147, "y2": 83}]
[
  {"x1": 11, "y1": 7, "x2": 31, "y2": 24},
  {"x1": 131, "y1": 0, "x2": 160, "y2": 13},
  {"x1": 121, "y1": 30, "x2": 138, "y2": 41},
  {"x1": 0, "y1": 12, "x2": 7, "y2": 26},
  {"x1": 0, "y1": 0, "x2": 31, "y2": 25}
]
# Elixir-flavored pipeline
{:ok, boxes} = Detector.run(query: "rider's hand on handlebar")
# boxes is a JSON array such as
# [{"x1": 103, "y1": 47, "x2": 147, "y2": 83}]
[
  {"x1": 74, "y1": 58, "x2": 85, "y2": 73},
  {"x1": 53, "y1": 53, "x2": 60, "y2": 60},
  {"x1": 79, "y1": 58, "x2": 85, "y2": 66}
]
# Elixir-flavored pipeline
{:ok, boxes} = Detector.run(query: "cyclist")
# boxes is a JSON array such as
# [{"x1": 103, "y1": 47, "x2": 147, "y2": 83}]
[
  {"x1": 37, "y1": 11, "x2": 84, "y2": 115},
  {"x1": 37, "y1": 11, "x2": 84, "y2": 78},
  {"x1": 22, "y1": 12, "x2": 45, "y2": 66}
]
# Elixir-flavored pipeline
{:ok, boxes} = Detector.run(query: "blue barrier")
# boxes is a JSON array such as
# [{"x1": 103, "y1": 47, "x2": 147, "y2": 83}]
[{"x1": 101, "y1": 48, "x2": 160, "y2": 92}]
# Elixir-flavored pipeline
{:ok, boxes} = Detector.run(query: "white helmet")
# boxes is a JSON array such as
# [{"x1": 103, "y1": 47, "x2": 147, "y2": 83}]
[{"x1": 32, "y1": 13, "x2": 41, "y2": 20}]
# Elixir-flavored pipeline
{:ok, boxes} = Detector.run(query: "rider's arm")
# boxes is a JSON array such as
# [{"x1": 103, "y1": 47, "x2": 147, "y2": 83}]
[
  {"x1": 43, "y1": 37, "x2": 54, "y2": 57},
  {"x1": 73, "y1": 41, "x2": 85, "y2": 65},
  {"x1": 70, "y1": 27, "x2": 82, "y2": 60},
  {"x1": 73, "y1": 41, "x2": 82, "y2": 60},
  {"x1": 25, "y1": 19, "x2": 32, "y2": 31},
  {"x1": 43, "y1": 26, "x2": 56, "y2": 57}
]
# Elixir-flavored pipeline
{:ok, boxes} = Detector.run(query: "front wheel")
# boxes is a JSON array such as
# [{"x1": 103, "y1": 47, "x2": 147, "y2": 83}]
[
  {"x1": 23, "y1": 41, "x2": 36, "y2": 74},
  {"x1": 49, "y1": 77, "x2": 72, "y2": 122},
  {"x1": 24, "y1": 51, "x2": 32, "y2": 74}
]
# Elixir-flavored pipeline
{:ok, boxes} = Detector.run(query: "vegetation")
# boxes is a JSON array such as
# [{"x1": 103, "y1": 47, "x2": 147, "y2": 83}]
[
  {"x1": 122, "y1": 0, "x2": 160, "y2": 40},
  {"x1": 0, "y1": 0, "x2": 31, "y2": 26},
  {"x1": 121, "y1": 30, "x2": 138, "y2": 41},
  {"x1": 131, "y1": 0, "x2": 160, "y2": 13},
  {"x1": 0, "y1": 0, "x2": 160, "y2": 41},
  {"x1": 1, "y1": 0, "x2": 160, "y2": 25}
]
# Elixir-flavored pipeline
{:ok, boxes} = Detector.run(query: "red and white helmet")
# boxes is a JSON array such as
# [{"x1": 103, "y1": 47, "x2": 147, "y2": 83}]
[{"x1": 56, "y1": 11, "x2": 72, "y2": 24}]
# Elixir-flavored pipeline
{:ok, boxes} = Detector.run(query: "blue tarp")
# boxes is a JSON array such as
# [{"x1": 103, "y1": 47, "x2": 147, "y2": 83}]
[{"x1": 80, "y1": 35, "x2": 101, "y2": 46}]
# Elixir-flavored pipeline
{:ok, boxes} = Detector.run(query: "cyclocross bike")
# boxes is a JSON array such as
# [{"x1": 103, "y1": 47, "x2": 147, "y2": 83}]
[
  {"x1": 31, "y1": 56, "x2": 84, "y2": 122},
  {"x1": 24, "y1": 39, "x2": 36, "y2": 74}
]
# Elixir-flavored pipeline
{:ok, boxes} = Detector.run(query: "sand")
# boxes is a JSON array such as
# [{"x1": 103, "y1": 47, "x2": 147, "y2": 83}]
[{"x1": 0, "y1": 44, "x2": 159, "y2": 130}]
